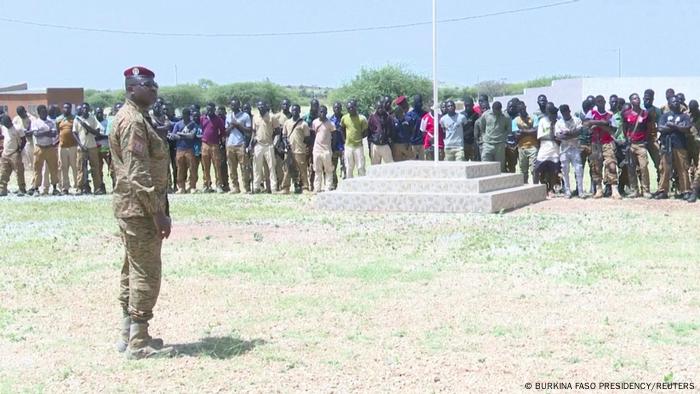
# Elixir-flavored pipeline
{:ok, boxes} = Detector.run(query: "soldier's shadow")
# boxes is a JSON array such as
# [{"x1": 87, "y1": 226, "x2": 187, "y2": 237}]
[{"x1": 171, "y1": 336, "x2": 266, "y2": 359}]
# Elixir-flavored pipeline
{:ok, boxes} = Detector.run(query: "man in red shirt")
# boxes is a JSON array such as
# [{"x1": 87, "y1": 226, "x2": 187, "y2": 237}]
[
  {"x1": 584, "y1": 95, "x2": 621, "y2": 199},
  {"x1": 622, "y1": 93, "x2": 652, "y2": 198},
  {"x1": 200, "y1": 103, "x2": 226, "y2": 193},
  {"x1": 420, "y1": 107, "x2": 444, "y2": 160}
]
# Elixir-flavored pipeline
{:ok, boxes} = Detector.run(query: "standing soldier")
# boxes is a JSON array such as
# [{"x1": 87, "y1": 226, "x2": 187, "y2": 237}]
[
  {"x1": 643, "y1": 89, "x2": 663, "y2": 181},
  {"x1": 225, "y1": 99, "x2": 253, "y2": 194},
  {"x1": 111, "y1": 66, "x2": 172, "y2": 359},
  {"x1": 0, "y1": 114, "x2": 27, "y2": 196},
  {"x1": 73, "y1": 103, "x2": 104, "y2": 195},
  {"x1": 13, "y1": 106, "x2": 33, "y2": 193},
  {"x1": 584, "y1": 95, "x2": 620, "y2": 199},
  {"x1": 407, "y1": 95, "x2": 427, "y2": 160},
  {"x1": 29, "y1": 105, "x2": 59, "y2": 196},
  {"x1": 515, "y1": 102, "x2": 538, "y2": 184},
  {"x1": 280, "y1": 104, "x2": 311, "y2": 194},
  {"x1": 329, "y1": 102, "x2": 345, "y2": 189},
  {"x1": 656, "y1": 95, "x2": 691, "y2": 200},
  {"x1": 622, "y1": 93, "x2": 652, "y2": 198}
]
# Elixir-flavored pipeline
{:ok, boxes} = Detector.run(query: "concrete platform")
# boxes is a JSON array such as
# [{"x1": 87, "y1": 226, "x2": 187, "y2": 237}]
[{"x1": 315, "y1": 161, "x2": 546, "y2": 213}]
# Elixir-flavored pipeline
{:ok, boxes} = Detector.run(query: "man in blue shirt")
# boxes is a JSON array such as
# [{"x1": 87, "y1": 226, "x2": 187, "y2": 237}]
[
  {"x1": 391, "y1": 96, "x2": 413, "y2": 161},
  {"x1": 406, "y1": 94, "x2": 426, "y2": 160},
  {"x1": 170, "y1": 108, "x2": 202, "y2": 193},
  {"x1": 329, "y1": 102, "x2": 345, "y2": 189},
  {"x1": 225, "y1": 98, "x2": 253, "y2": 194}
]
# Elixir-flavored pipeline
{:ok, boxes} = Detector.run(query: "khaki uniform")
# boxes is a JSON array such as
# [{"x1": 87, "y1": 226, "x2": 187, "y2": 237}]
[
  {"x1": 74, "y1": 115, "x2": 104, "y2": 192},
  {"x1": 13, "y1": 116, "x2": 33, "y2": 179},
  {"x1": 252, "y1": 113, "x2": 280, "y2": 192},
  {"x1": 281, "y1": 117, "x2": 310, "y2": 192},
  {"x1": 110, "y1": 99, "x2": 169, "y2": 322},
  {"x1": 0, "y1": 125, "x2": 26, "y2": 193}
]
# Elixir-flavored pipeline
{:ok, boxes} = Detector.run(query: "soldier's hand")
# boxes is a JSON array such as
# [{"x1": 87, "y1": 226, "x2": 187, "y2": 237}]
[{"x1": 155, "y1": 212, "x2": 171, "y2": 239}]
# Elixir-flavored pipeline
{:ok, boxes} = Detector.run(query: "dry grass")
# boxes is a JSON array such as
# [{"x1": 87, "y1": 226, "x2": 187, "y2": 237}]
[{"x1": 1, "y1": 193, "x2": 699, "y2": 393}]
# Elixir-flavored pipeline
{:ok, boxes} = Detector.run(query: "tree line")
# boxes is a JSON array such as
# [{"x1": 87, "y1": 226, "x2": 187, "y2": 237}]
[{"x1": 85, "y1": 66, "x2": 573, "y2": 113}]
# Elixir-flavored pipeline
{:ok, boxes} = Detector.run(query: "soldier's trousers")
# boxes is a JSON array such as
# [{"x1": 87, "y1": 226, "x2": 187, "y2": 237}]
[
  {"x1": 77, "y1": 147, "x2": 102, "y2": 191},
  {"x1": 628, "y1": 143, "x2": 650, "y2": 194},
  {"x1": 591, "y1": 143, "x2": 618, "y2": 186},
  {"x1": 313, "y1": 151, "x2": 334, "y2": 192},
  {"x1": 518, "y1": 146, "x2": 538, "y2": 183},
  {"x1": 201, "y1": 142, "x2": 222, "y2": 189},
  {"x1": 253, "y1": 143, "x2": 278, "y2": 192},
  {"x1": 464, "y1": 144, "x2": 478, "y2": 161},
  {"x1": 59, "y1": 146, "x2": 78, "y2": 191},
  {"x1": 331, "y1": 151, "x2": 342, "y2": 189},
  {"x1": 370, "y1": 144, "x2": 393, "y2": 165},
  {"x1": 647, "y1": 134, "x2": 661, "y2": 174},
  {"x1": 226, "y1": 145, "x2": 249, "y2": 192},
  {"x1": 411, "y1": 144, "x2": 425, "y2": 160},
  {"x1": 391, "y1": 143, "x2": 413, "y2": 162},
  {"x1": 344, "y1": 146, "x2": 365, "y2": 178},
  {"x1": 22, "y1": 141, "x2": 34, "y2": 179},
  {"x1": 176, "y1": 149, "x2": 198, "y2": 191},
  {"x1": 505, "y1": 146, "x2": 518, "y2": 173},
  {"x1": 0, "y1": 151, "x2": 25, "y2": 193},
  {"x1": 481, "y1": 142, "x2": 506, "y2": 172},
  {"x1": 32, "y1": 146, "x2": 58, "y2": 189},
  {"x1": 444, "y1": 147, "x2": 465, "y2": 161},
  {"x1": 281, "y1": 153, "x2": 309, "y2": 191},
  {"x1": 659, "y1": 148, "x2": 690, "y2": 193},
  {"x1": 118, "y1": 217, "x2": 162, "y2": 322},
  {"x1": 98, "y1": 150, "x2": 113, "y2": 188}
]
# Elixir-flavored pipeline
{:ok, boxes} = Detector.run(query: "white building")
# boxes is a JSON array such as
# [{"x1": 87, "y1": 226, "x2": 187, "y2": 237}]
[{"x1": 493, "y1": 77, "x2": 700, "y2": 112}]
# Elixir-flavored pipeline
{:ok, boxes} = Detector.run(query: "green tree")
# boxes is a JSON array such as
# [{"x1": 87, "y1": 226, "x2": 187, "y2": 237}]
[
  {"x1": 84, "y1": 89, "x2": 124, "y2": 109},
  {"x1": 205, "y1": 81, "x2": 301, "y2": 111},
  {"x1": 328, "y1": 65, "x2": 432, "y2": 115}
]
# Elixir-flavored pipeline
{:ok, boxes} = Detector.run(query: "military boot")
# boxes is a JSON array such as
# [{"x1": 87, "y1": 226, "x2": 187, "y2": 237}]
[
  {"x1": 118, "y1": 316, "x2": 165, "y2": 353},
  {"x1": 126, "y1": 322, "x2": 172, "y2": 360},
  {"x1": 593, "y1": 183, "x2": 604, "y2": 199},
  {"x1": 116, "y1": 315, "x2": 130, "y2": 353}
]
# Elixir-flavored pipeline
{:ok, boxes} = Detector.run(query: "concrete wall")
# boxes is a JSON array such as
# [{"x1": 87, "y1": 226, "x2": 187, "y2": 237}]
[
  {"x1": 0, "y1": 88, "x2": 84, "y2": 117},
  {"x1": 494, "y1": 77, "x2": 700, "y2": 113}
]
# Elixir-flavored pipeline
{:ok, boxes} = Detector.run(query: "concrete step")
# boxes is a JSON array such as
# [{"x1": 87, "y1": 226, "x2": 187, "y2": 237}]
[
  {"x1": 338, "y1": 173, "x2": 524, "y2": 194},
  {"x1": 315, "y1": 184, "x2": 546, "y2": 213},
  {"x1": 366, "y1": 160, "x2": 501, "y2": 179}
]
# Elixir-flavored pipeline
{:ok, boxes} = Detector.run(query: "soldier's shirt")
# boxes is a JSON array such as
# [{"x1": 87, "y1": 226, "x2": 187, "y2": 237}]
[
  {"x1": 0, "y1": 125, "x2": 25, "y2": 157},
  {"x1": 73, "y1": 114, "x2": 104, "y2": 149},
  {"x1": 515, "y1": 115, "x2": 537, "y2": 149},
  {"x1": 312, "y1": 118, "x2": 336, "y2": 155},
  {"x1": 275, "y1": 111, "x2": 290, "y2": 129},
  {"x1": 283, "y1": 118, "x2": 310, "y2": 155},
  {"x1": 29, "y1": 117, "x2": 57, "y2": 147},
  {"x1": 253, "y1": 112, "x2": 280, "y2": 145},
  {"x1": 12, "y1": 116, "x2": 30, "y2": 135},
  {"x1": 476, "y1": 110, "x2": 510, "y2": 145},
  {"x1": 56, "y1": 115, "x2": 77, "y2": 148},
  {"x1": 110, "y1": 99, "x2": 169, "y2": 218}
]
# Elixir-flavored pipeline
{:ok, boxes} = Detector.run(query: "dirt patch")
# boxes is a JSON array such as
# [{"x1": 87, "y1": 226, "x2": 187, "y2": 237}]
[
  {"x1": 515, "y1": 194, "x2": 700, "y2": 215},
  {"x1": 169, "y1": 221, "x2": 339, "y2": 244}
]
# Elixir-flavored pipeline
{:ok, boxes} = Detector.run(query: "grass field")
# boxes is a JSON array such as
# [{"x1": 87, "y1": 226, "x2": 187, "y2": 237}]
[{"x1": 1, "y1": 193, "x2": 699, "y2": 392}]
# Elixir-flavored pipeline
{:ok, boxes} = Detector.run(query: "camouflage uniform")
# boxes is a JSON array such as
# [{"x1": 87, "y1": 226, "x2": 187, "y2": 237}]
[{"x1": 110, "y1": 98, "x2": 169, "y2": 325}]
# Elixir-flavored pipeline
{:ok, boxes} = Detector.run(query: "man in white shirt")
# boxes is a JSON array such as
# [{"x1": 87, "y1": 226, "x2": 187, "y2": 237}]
[
  {"x1": 29, "y1": 105, "x2": 59, "y2": 196},
  {"x1": 72, "y1": 103, "x2": 104, "y2": 195},
  {"x1": 555, "y1": 104, "x2": 584, "y2": 198},
  {"x1": 0, "y1": 114, "x2": 27, "y2": 196}
]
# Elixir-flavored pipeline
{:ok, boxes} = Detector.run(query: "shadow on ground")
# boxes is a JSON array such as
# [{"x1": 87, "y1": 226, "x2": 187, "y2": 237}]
[{"x1": 172, "y1": 336, "x2": 266, "y2": 359}]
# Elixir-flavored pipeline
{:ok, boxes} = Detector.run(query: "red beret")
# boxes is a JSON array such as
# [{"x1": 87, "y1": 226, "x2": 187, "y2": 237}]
[
  {"x1": 394, "y1": 95, "x2": 407, "y2": 106},
  {"x1": 123, "y1": 66, "x2": 155, "y2": 79}
]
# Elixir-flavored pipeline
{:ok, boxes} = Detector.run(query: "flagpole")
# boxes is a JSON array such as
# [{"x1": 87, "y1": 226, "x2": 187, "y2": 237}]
[{"x1": 432, "y1": 0, "x2": 439, "y2": 164}]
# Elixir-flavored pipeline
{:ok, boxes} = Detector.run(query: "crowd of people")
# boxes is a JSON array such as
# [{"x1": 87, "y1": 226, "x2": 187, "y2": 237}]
[{"x1": 0, "y1": 87, "x2": 698, "y2": 201}]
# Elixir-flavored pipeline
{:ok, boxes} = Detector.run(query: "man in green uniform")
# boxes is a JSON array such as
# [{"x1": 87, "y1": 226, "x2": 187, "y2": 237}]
[{"x1": 111, "y1": 66, "x2": 172, "y2": 359}]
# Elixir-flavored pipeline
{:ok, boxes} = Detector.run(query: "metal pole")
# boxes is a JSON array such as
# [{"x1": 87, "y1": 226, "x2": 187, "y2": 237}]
[
  {"x1": 617, "y1": 48, "x2": 621, "y2": 78},
  {"x1": 432, "y1": 0, "x2": 439, "y2": 164},
  {"x1": 175, "y1": 64, "x2": 179, "y2": 85}
]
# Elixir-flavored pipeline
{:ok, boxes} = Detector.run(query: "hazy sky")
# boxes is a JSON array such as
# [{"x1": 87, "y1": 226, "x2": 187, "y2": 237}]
[{"x1": 0, "y1": 0, "x2": 694, "y2": 90}]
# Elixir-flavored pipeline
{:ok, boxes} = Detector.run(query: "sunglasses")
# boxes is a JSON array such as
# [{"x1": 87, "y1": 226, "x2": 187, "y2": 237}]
[{"x1": 138, "y1": 80, "x2": 159, "y2": 89}]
